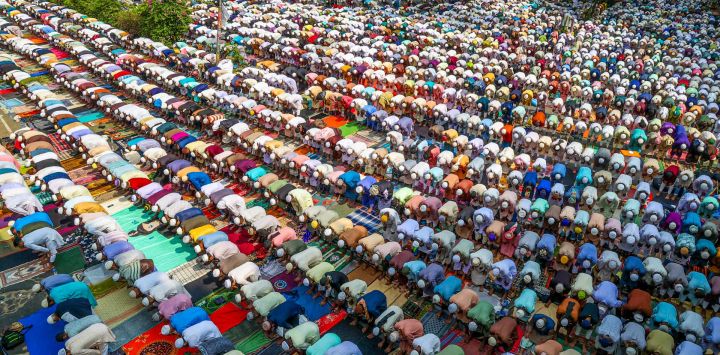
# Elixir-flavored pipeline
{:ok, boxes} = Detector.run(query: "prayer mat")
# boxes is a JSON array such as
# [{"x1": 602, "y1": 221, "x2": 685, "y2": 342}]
[
  {"x1": 48, "y1": 133, "x2": 72, "y2": 152},
  {"x1": 326, "y1": 202, "x2": 355, "y2": 217},
  {"x1": 210, "y1": 302, "x2": 249, "y2": 333},
  {"x1": 294, "y1": 145, "x2": 311, "y2": 155},
  {"x1": 184, "y1": 272, "x2": 220, "y2": 302},
  {"x1": 77, "y1": 111, "x2": 105, "y2": 123},
  {"x1": 49, "y1": 47, "x2": 69, "y2": 59},
  {"x1": 440, "y1": 329, "x2": 464, "y2": 349},
  {"x1": 62, "y1": 157, "x2": 90, "y2": 171},
  {"x1": 458, "y1": 337, "x2": 483, "y2": 355},
  {"x1": 36, "y1": 191, "x2": 56, "y2": 205},
  {"x1": 0, "y1": 227, "x2": 21, "y2": 257},
  {"x1": 255, "y1": 341, "x2": 284, "y2": 355},
  {"x1": 89, "y1": 277, "x2": 124, "y2": 298},
  {"x1": 347, "y1": 131, "x2": 379, "y2": 146},
  {"x1": 0, "y1": 248, "x2": 36, "y2": 272},
  {"x1": 365, "y1": 278, "x2": 408, "y2": 307},
  {"x1": 402, "y1": 298, "x2": 431, "y2": 319},
  {"x1": 347, "y1": 209, "x2": 382, "y2": 233},
  {"x1": 202, "y1": 206, "x2": 222, "y2": 220},
  {"x1": 270, "y1": 272, "x2": 298, "y2": 293},
  {"x1": 111, "y1": 310, "x2": 158, "y2": 351},
  {"x1": 323, "y1": 248, "x2": 351, "y2": 271},
  {"x1": 19, "y1": 305, "x2": 66, "y2": 355},
  {"x1": 53, "y1": 245, "x2": 86, "y2": 274},
  {"x1": 127, "y1": 231, "x2": 195, "y2": 272},
  {"x1": 196, "y1": 288, "x2": 236, "y2": 314},
  {"x1": 122, "y1": 322, "x2": 194, "y2": 355},
  {"x1": 234, "y1": 329, "x2": 273, "y2": 354},
  {"x1": 101, "y1": 197, "x2": 134, "y2": 216},
  {"x1": 0, "y1": 273, "x2": 52, "y2": 330},
  {"x1": 260, "y1": 260, "x2": 285, "y2": 279},
  {"x1": 317, "y1": 310, "x2": 347, "y2": 334},
  {"x1": 322, "y1": 115, "x2": 350, "y2": 128},
  {"x1": 347, "y1": 263, "x2": 381, "y2": 285},
  {"x1": 94, "y1": 189, "x2": 125, "y2": 203},
  {"x1": 112, "y1": 206, "x2": 155, "y2": 232},
  {"x1": 95, "y1": 287, "x2": 144, "y2": 328},
  {"x1": 324, "y1": 319, "x2": 384, "y2": 355},
  {"x1": 0, "y1": 257, "x2": 52, "y2": 287},
  {"x1": 338, "y1": 121, "x2": 364, "y2": 137},
  {"x1": 421, "y1": 309, "x2": 453, "y2": 339},
  {"x1": 282, "y1": 285, "x2": 331, "y2": 321}
]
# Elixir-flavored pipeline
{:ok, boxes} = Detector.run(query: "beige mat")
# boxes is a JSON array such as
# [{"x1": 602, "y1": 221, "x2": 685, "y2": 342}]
[
  {"x1": 101, "y1": 197, "x2": 134, "y2": 215},
  {"x1": 95, "y1": 287, "x2": 144, "y2": 328}
]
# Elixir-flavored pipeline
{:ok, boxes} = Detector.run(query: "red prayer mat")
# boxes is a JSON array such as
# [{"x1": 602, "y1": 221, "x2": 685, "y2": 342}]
[
  {"x1": 210, "y1": 302, "x2": 249, "y2": 333},
  {"x1": 317, "y1": 310, "x2": 347, "y2": 334},
  {"x1": 122, "y1": 322, "x2": 194, "y2": 355}
]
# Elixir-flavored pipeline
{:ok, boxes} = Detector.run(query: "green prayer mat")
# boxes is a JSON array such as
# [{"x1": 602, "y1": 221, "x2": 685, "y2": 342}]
[
  {"x1": 222, "y1": 311, "x2": 274, "y2": 353},
  {"x1": 89, "y1": 278, "x2": 125, "y2": 298},
  {"x1": 338, "y1": 121, "x2": 364, "y2": 137},
  {"x1": 35, "y1": 191, "x2": 54, "y2": 205},
  {"x1": 114, "y1": 206, "x2": 194, "y2": 272},
  {"x1": 195, "y1": 288, "x2": 236, "y2": 313},
  {"x1": 246, "y1": 199, "x2": 270, "y2": 210},
  {"x1": 235, "y1": 329, "x2": 273, "y2": 354},
  {"x1": 112, "y1": 206, "x2": 155, "y2": 232},
  {"x1": 323, "y1": 248, "x2": 351, "y2": 270},
  {"x1": 326, "y1": 203, "x2": 355, "y2": 217},
  {"x1": 127, "y1": 231, "x2": 195, "y2": 272},
  {"x1": 54, "y1": 246, "x2": 86, "y2": 274}
]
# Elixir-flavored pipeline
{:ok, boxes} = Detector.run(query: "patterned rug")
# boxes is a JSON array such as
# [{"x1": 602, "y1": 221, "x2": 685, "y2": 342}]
[
  {"x1": 260, "y1": 260, "x2": 285, "y2": 279},
  {"x1": 227, "y1": 322, "x2": 272, "y2": 355},
  {"x1": 196, "y1": 288, "x2": 236, "y2": 314},
  {"x1": 95, "y1": 287, "x2": 144, "y2": 328},
  {"x1": 270, "y1": 271, "x2": 298, "y2": 293},
  {"x1": 439, "y1": 329, "x2": 464, "y2": 348},
  {"x1": 347, "y1": 209, "x2": 382, "y2": 233},
  {"x1": 421, "y1": 308, "x2": 453, "y2": 338},
  {"x1": 122, "y1": 322, "x2": 195, "y2": 355},
  {"x1": 0, "y1": 257, "x2": 52, "y2": 287}
]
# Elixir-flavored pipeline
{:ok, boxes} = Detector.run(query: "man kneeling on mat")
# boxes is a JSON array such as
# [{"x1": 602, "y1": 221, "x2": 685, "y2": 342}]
[{"x1": 262, "y1": 300, "x2": 305, "y2": 339}]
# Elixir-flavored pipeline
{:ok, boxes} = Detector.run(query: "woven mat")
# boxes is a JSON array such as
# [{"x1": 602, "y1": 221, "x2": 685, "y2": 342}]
[
  {"x1": 95, "y1": 287, "x2": 144, "y2": 328},
  {"x1": 347, "y1": 263, "x2": 381, "y2": 285},
  {"x1": 365, "y1": 277, "x2": 408, "y2": 307}
]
